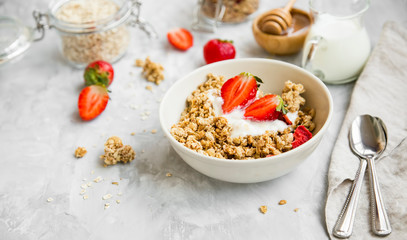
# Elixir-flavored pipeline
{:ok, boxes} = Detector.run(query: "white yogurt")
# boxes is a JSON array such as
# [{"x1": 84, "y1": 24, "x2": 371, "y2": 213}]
[{"x1": 207, "y1": 90, "x2": 297, "y2": 138}]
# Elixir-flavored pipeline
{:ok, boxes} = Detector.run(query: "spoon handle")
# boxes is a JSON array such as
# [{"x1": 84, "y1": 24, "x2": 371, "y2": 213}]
[
  {"x1": 333, "y1": 159, "x2": 367, "y2": 239},
  {"x1": 367, "y1": 157, "x2": 392, "y2": 236}
]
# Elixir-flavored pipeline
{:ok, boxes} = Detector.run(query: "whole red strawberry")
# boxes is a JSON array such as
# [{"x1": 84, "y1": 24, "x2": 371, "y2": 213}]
[
  {"x1": 203, "y1": 39, "x2": 236, "y2": 64},
  {"x1": 84, "y1": 60, "x2": 114, "y2": 87},
  {"x1": 78, "y1": 85, "x2": 109, "y2": 121}
]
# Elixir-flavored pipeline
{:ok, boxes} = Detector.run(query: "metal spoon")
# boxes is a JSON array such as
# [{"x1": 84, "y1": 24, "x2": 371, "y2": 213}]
[
  {"x1": 333, "y1": 115, "x2": 391, "y2": 238},
  {"x1": 364, "y1": 116, "x2": 392, "y2": 236}
]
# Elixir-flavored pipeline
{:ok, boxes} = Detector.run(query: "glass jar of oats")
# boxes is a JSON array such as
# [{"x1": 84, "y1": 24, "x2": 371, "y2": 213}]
[
  {"x1": 0, "y1": 0, "x2": 155, "y2": 68},
  {"x1": 193, "y1": 0, "x2": 259, "y2": 32}
]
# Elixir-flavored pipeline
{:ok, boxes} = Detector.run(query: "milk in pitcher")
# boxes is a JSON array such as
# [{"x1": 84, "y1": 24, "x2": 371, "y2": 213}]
[{"x1": 302, "y1": 14, "x2": 371, "y2": 83}]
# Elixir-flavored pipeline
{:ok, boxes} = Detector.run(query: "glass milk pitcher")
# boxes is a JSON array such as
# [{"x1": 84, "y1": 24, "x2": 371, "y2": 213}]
[{"x1": 301, "y1": 0, "x2": 371, "y2": 84}]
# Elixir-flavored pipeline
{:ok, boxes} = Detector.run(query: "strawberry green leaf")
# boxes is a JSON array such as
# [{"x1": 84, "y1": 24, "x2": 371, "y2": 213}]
[
  {"x1": 84, "y1": 68, "x2": 109, "y2": 87},
  {"x1": 218, "y1": 39, "x2": 234, "y2": 44},
  {"x1": 254, "y1": 76, "x2": 263, "y2": 84},
  {"x1": 276, "y1": 95, "x2": 288, "y2": 114}
]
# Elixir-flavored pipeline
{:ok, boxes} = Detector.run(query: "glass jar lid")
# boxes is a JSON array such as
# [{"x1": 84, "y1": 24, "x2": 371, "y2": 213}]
[{"x1": 0, "y1": 16, "x2": 33, "y2": 65}]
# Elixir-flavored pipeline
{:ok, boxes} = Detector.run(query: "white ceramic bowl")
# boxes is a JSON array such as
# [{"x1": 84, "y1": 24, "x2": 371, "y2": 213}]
[{"x1": 160, "y1": 58, "x2": 333, "y2": 183}]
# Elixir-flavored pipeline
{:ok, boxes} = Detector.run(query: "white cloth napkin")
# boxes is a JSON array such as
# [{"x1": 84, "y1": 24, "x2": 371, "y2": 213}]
[{"x1": 325, "y1": 22, "x2": 407, "y2": 239}]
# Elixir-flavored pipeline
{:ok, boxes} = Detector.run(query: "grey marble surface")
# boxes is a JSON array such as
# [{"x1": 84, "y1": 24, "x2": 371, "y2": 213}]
[{"x1": 0, "y1": 0, "x2": 406, "y2": 239}]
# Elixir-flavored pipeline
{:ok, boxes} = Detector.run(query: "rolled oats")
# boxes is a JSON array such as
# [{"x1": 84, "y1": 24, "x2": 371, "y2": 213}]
[
  {"x1": 102, "y1": 194, "x2": 112, "y2": 200},
  {"x1": 56, "y1": 0, "x2": 129, "y2": 64}
]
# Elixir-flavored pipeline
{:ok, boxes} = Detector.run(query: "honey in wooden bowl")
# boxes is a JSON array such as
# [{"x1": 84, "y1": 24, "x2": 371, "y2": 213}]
[{"x1": 252, "y1": 8, "x2": 312, "y2": 55}]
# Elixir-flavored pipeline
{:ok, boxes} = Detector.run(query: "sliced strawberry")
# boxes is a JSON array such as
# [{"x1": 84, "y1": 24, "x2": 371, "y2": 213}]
[
  {"x1": 292, "y1": 125, "x2": 313, "y2": 149},
  {"x1": 244, "y1": 94, "x2": 287, "y2": 121},
  {"x1": 167, "y1": 28, "x2": 193, "y2": 51},
  {"x1": 84, "y1": 60, "x2": 114, "y2": 87},
  {"x1": 279, "y1": 113, "x2": 292, "y2": 125},
  {"x1": 221, "y1": 72, "x2": 261, "y2": 114},
  {"x1": 78, "y1": 85, "x2": 109, "y2": 121}
]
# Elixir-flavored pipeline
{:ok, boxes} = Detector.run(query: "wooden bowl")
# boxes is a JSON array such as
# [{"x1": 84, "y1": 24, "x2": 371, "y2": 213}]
[{"x1": 252, "y1": 8, "x2": 312, "y2": 55}]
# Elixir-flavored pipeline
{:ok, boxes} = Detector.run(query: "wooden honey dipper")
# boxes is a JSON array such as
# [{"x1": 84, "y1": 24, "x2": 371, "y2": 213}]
[{"x1": 260, "y1": 0, "x2": 296, "y2": 35}]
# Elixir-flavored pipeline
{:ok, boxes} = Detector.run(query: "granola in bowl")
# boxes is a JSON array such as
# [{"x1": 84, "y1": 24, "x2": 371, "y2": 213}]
[{"x1": 170, "y1": 73, "x2": 315, "y2": 160}]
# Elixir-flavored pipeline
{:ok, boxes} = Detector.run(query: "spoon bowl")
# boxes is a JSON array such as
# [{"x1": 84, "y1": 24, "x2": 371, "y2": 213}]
[{"x1": 349, "y1": 115, "x2": 387, "y2": 158}]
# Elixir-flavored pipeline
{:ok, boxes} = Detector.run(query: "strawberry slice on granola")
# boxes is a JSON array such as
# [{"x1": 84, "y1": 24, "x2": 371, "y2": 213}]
[
  {"x1": 243, "y1": 94, "x2": 287, "y2": 121},
  {"x1": 292, "y1": 125, "x2": 313, "y2": 149},
  {"x1": 221, "y1": 72, "x2": 262, "y2": 114}
]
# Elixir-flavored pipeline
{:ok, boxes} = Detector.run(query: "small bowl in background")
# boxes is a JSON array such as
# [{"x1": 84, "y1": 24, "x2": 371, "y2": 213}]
[
  {"x1": 252, "y1": 8, "x2": 312, "y2": 55},
  {"x1": 159, "y1": 58, "x2": 333, "y2": 183}
]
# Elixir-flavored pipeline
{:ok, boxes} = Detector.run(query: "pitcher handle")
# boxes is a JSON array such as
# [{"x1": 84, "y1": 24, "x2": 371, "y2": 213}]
[{"x1": 302, "y1": 36, "x2": 322, "y2": 75}]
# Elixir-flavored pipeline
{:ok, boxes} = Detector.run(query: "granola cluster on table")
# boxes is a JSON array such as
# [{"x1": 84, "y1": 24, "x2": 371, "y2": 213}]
[{"x1": 170, "y1": 74, "x2": 315, "y2": 160}]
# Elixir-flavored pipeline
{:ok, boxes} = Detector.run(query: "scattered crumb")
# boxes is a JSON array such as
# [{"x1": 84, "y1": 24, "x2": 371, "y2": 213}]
[
  {"x1": 94, "y1": 176, "x2": 103, "y2": 183},
  {"x1": 100, "y1": 136, "x2": 136, "y2": 166},
  {"x1": 294, "y1": 208, "x2": 299, "y2": 212},
  {"x1": 131, "y1": 132, "x2": 136, "y2": 136},
  {"x1": 83, "y1": 195, "x2": 89, "y2": 200},
  {"x1": 134, "y1": 59, "x2": 144, "y2": 67},
  {"x1": 80, "y1": 184, "x2": 88, "y2": 189},
  {"x1": 74, "y1": 147, "x2": 87, "y2": 158},
  {"x1": 151, "y1": 129, "x2": 157, "y2": 134},
  {"x1": 259, "y1": 205, "x2": 267, "y2": 214},
  {"x1": 166, "y1": 173, "x2": 172, "y2": 177},
  {"x1": 141, "y1": 149, "x2": 145, "y2": 153},
  {"x1": 140, "y1": 111, "x2": 151, "y2": 121},
  {"x1": 80, "y1": 189, "x2": 86, "y2": 195},
  {"x1": 86, "y1": 182, "x2": 92, "y2": 187},
  {"x1": 104, "y1": 203, "x2": 110, "y2": 209},
  {"x1": 135, "y1": 56, "x2": 165, "y2": 85},
  {"x1": 91, "y1": 170, "x2": 95, "y2": 175},
  {"x1": 143, "y1": 130, "x2": 147, "y2": 133},
  {"x1": 146, "y1": 85, "x2": 153, "y2": 91},
  {"x1": 47, "y1": 197, "x2": 54, "y2": 202},
  {"x1": 102, "y1": 194, "x2": 112, "y2": 200},
  {"x1": 117, "y1": 192, "x2": 123, "y2": 196},
  {"x1": 120, "y1": 178, "x2": 123, "y2": 180},
  {"x1": 82, "y1": 178, "x2": 87, "y2": 181},
  {"x1": 116, "y1": 200, "x2": 121, "y2": 204},
  {"x1": 103, "y1": 164, "x2": 107, "y2": 168},
  {"x1": 279, "y1": 200, "x2": 287, "y2": 205},
  {"x1": 112, "y1": 182, "x2": 119, "y2": 185}
]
